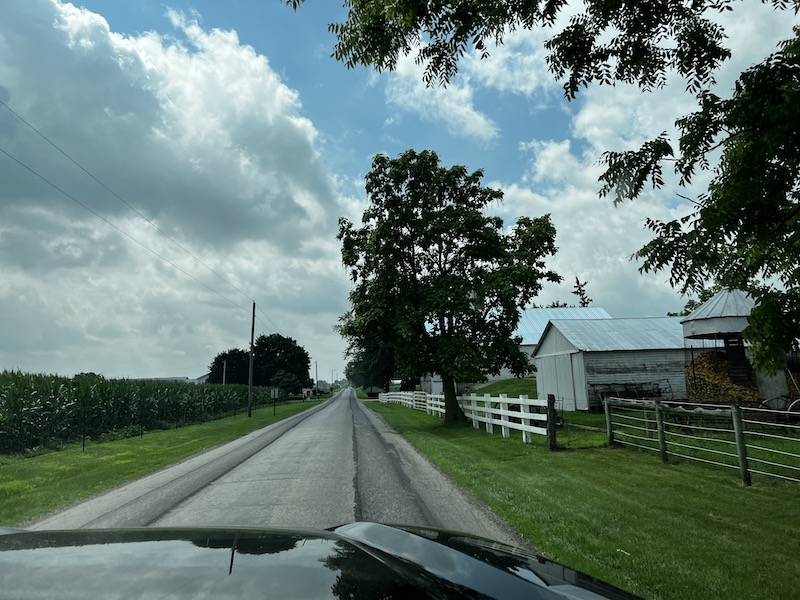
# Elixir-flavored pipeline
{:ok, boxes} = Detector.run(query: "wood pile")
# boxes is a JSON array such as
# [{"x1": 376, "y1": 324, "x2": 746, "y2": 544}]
[{"x1": 686, "y1": 351, "x2": 760, "y2": 405}]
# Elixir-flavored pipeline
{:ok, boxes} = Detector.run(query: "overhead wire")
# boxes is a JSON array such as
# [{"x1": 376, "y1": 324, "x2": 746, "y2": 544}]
[
  {"x1": 0, "y1": 98, "x2": 283, "y2": 334},
  {"x1": 257, "y1": 305, "x2": 281, "y2": 334},
  {"x1": 0, "y1": 145, "x2": 250, "y2": 313}
]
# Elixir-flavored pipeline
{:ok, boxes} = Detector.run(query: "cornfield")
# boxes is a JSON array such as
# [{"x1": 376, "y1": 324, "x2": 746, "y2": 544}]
[{"x1": 0, "y1": 370, "x2": 279, "y2": 453}]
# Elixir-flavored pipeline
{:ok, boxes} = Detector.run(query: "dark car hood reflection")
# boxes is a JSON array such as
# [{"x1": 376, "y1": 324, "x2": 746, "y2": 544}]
[{"x1": 0, "y1": 524, "x2": 641, "y2": 599}]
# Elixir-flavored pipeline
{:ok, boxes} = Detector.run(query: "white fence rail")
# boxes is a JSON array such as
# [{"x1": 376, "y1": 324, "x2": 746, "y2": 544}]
[
  {"x1": 379, "y1": 391, "x2": 556, "y2": 448},
  {"x1": 604, "y1": 397, "x2": 800, "y2": 486}
]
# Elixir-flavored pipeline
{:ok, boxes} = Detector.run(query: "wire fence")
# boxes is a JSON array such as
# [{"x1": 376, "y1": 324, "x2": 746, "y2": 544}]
[{"x1": 604, "y1": 397, "x2": 800, "y2": 485}]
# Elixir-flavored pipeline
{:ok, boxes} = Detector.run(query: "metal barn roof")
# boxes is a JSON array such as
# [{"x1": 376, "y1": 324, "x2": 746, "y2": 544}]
[
  {"x1": 538, "y1": 317, "x2": 691, "y2": 352},
  {"x1": 515, "y1": 307, "x2": 612, "y2": 345}
]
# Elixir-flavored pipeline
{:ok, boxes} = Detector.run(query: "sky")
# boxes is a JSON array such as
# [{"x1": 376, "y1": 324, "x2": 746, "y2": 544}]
[{"x1": 1, "y1": 1, "x2": 797, "y2": 381}]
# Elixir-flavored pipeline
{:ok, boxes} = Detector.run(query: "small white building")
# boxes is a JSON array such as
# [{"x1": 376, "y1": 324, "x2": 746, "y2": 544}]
[{"x1": 533, "y1": 317, "x2": 715, "y2": 411}]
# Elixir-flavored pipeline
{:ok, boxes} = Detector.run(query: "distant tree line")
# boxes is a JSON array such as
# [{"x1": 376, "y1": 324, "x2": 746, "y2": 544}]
[{"x1": 207, "y1": 333, "x2": 312, "y2": 395}]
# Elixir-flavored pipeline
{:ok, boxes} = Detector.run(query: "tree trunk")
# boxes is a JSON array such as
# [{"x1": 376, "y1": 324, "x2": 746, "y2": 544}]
[{"x1": 441, "y1": 372, "x2": 467, "y2": 424}]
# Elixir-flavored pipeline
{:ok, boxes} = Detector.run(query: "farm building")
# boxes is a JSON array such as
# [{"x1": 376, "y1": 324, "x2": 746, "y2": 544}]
[
  {"x1": 478, "y1": 306, "x2": 612, "y2": 387},
  {"x1": 533, "y1": 317, "x2": 715, "y2": 411},
  {"x1": 516, "y1": 306, "x2": 612, "y2": 354},
  {"x1": 681, "y1": 287, "x2": 789, "y2": 402}
]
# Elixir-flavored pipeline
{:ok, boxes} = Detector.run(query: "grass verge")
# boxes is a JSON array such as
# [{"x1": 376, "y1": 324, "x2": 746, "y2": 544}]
[
  {"x1": 471, "y1": 377, "x2": 537, "y2": 397},
  {"x1": 0, "y1": 401, "x2": 322, "y2": 526},
  {"x1": 367, "y1": 402, "x2": 800, "y2": 600}
]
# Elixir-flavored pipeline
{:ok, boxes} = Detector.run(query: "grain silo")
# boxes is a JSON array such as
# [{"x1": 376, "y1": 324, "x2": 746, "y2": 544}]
[{"x1": 681, "y1": 288, "x2": 788, "y2": 403}]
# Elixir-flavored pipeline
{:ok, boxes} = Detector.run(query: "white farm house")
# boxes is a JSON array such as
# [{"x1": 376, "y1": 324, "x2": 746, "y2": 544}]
[{"x1": 533, "y1": 317, "x2": 712, "y2": 411}]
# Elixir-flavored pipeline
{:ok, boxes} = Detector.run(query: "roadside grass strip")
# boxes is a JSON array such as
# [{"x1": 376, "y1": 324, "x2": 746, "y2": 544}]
[
  {"x1": 368, "y1": 402, "x2": 800, "y2": 600},
  {"x1": 0, "y1": 401, "x2": 321, "y2": 526}
]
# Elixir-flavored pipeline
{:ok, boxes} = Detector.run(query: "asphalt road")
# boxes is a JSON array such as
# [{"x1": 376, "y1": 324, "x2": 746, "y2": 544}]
[{"x1": 30, "y1": 389, "x2": 525, "y2": 547}]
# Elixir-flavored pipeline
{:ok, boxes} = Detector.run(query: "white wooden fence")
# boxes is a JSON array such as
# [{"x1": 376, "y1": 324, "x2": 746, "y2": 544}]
[{"x1": 379, "y1": 391, "x2": 556, "y2": 448}]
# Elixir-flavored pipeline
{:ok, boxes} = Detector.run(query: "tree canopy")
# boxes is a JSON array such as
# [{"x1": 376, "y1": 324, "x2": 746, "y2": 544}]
[
  {"x1": 207, "y1": 334, "x2": 312, "y2": 389},
  {"x1": 338, "y1": 149, "x2": 560, "y2": 422},
  {"x1": 341, "y1": 328, "x2": 397, "y2": 392},
  {"x1": 207, "y1": 348, "x2": 250, "y2": 385},
  {"x1": 292, "y1": 0, "x2": 800, "y2": 371},
  {"x1": 253, "y1": 333, "x2": 313, "y2": 388}
]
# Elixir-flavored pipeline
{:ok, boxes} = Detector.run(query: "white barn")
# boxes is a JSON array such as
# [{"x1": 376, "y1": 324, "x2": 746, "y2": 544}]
[
  {"x1": 478, "y1": 307, "x2": 612, "y2": 386},
  {"x1": 533, "y1": 317, "x2": 714, "y2": 411}
]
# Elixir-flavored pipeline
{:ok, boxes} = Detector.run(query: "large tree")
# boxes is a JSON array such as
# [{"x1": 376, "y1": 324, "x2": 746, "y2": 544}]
[
  {"x1": 291, "y1": 0, "x2": 800, "y2": 370},
  {"x1": 207, "y1": 334, "x2": 311, "y2": 387},
  {"x1": 207, "y1": 348, "x2": 250, "y2": 385},
  {"x1": 338, "y1": 150, "x2": 560, "y2": 423},
  {"x1": 253, "y1": 333, "x2": 312, "y2": 388}
]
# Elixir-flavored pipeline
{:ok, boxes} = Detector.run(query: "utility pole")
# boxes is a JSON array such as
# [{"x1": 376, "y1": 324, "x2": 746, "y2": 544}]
[
  {"x1": 222, "y1": 359, "x2": 227, "y2": 385},
  {"x1": 315, "y1": 361, "x2": 319, "y2": 400},
  {"x1": 247, "y1": 301, "x2": 255, "y2": 417}
]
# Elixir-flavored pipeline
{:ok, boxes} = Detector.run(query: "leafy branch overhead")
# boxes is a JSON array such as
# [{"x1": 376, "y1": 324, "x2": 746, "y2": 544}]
[
  {"x1": 289, "y1": 0, "x2": 793, "y2": 94},
  {"x1": 625, "y1": 31, "x2": 800, "y2": 369},
  {"x1": 338, "y1": 150, "x2": 560, "y2": 423},
  {"x1": 291, "y1": 0, "x2": 800, "y2": 371}
]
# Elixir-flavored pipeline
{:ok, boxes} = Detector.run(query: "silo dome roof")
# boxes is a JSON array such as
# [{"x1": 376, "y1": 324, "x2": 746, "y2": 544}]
[{"x1": 681, "y1": 288, "x2": 754, "y2": 339}]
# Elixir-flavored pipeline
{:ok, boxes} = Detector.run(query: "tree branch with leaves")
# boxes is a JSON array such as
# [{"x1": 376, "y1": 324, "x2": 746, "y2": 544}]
[
  {"x1": 338, "y1": 150, "x2": 560, "y2": 423},
  {"x1": 290, "y1": 0, "x2": 800, "y2": 371}
]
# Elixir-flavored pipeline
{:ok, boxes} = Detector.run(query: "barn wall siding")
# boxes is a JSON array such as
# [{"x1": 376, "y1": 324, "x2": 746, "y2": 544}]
[
  {"x1": 535, "y1": 352, "x2": 587, "y2": 411},
  {"x1": 583, "y1": 350, "x2": 689, "y2": 403}
]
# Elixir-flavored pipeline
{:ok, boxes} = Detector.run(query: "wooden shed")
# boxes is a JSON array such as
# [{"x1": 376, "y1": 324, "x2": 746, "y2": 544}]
[{"x1": 533, "y1": 317, "x2": 708, "y2": 411}]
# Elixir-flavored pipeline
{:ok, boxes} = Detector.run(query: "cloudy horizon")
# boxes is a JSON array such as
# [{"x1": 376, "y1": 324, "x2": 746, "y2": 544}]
[{"x1": 1, "y1": 1, "x2": 796, "y2": 380}]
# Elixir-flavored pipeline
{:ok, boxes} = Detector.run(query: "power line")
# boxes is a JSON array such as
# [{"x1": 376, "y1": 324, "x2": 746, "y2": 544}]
[
  {"x1": 0, "y1": 145, "x2": 250, "y2": 313},
  {"x1": 0, "y1": 98, "x2": 285, "y2": 330},
  {"x1": 257, "y1": 305, "x2": 282, "y2": 334}
]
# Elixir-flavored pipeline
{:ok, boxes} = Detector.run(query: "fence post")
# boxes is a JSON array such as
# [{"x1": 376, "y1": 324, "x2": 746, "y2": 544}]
[
  {"x1": 484, "y1": 394, "x2": 493, "y2": 434},
  {"x1": 603, "y1": 398, "x2": 614, "y2": 446},
  {"x1": 655, "y1": 401, "x2": 668, "y2": 464},
  {"x1": 520, "y1": 395, "x2": 531, "y2": 444},
  {"x1": 499, "y1": 393, "x2": 510, "y2": 438},
  {"x1": 471, "y1": 395, "x2": 479, "y2": 429},
  {"x1": 731, "y1": 404, "x2": 752, "y2": 487},
  {"x1": 547, "y1": 394, "x2": 557, "y2": 451}
]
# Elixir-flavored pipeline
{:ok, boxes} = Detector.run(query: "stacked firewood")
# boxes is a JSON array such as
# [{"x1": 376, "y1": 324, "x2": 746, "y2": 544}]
[{"x1": 686, "y1": 351, "x2": 760, "y2": 405}]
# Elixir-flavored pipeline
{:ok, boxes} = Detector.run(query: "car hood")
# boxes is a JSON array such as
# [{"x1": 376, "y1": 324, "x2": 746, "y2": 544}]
[{"x1": 0, "y1": 522, "x2": 639, "y2": 599}]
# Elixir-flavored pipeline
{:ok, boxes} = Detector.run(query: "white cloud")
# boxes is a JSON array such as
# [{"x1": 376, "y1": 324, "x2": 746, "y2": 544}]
[
  {"x1": 461, "y1": 27, "x2": 561, "y2": 98},
  {"x1": 484, "y1": 2, "x2": 800, "y2": 316},
  {"x1": 384, "y1": 52, "x2": 499, "y2": 142},
  {"x1": 0, "y1": 0, "x2": 349, "y2": 378}
]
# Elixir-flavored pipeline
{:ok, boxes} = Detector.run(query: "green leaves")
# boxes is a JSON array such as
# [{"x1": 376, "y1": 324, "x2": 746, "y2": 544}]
[
  {"x1": 623, "y1": 27, "x2": 800, "y2": 369},
  {"x1": 0, "y1": 371, "x2": 275, "y2": 453},
  {"x1": 599, "y1": 133, "x2": 674, "y2": 204},
  {"x1": 338, "y1": 150, "x2": 560, "y2": 408},
  {"x1": 297, "y1": 0, "x2": 782, "y2": 96}
]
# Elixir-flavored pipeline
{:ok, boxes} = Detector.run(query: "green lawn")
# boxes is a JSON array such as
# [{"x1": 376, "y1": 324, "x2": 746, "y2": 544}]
[
  {"x1": 561, "y1": 410, "x2": 607, "y2": 429},
  {"x1": 0, "y1": 401, "x2": 322, "y2": 526},
  {"x1": 367, "y1": 402, "x2": 800, "y2": 600},
  {"x1": 471, "y1": 377, "x2": 537, "y2": 398}
]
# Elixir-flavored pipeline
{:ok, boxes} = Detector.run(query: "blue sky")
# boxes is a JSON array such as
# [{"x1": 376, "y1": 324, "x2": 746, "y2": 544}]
[{"x1": 0, "y1": 1, "x2": 796, "y2": 380}]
